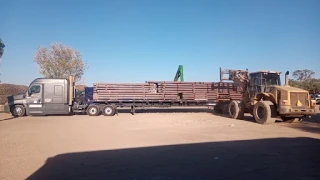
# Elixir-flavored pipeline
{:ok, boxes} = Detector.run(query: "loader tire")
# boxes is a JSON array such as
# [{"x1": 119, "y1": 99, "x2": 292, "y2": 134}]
[
  {"x1": 228, "y1": 100, "x2": 245, "y2": 120},
  {"x1": 253, "y1": 101, "x2": 276, "y2": 124}
]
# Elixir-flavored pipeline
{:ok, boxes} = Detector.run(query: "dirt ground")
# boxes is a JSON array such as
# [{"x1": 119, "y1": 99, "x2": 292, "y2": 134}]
[{"x1": 0, "y1": 110, "x2": 320, "y2": 180}]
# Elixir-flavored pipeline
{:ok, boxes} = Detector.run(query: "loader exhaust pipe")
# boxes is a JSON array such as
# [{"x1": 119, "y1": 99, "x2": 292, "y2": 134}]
[{"x1": 285, "y1": 71, "x2": 289, "y2": 86}]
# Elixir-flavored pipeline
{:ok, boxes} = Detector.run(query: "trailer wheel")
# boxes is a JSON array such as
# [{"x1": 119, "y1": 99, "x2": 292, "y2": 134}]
[
  {"x1": 102, "y1": 105, "x2": 115, "y2": 116},
  {"x1": 221, "y1": 103, "x2": 229, "y2": 114},
  {"x1": 11, "y1": 105, "x2": 25, "y2": 117},
  {"x1": 228, "y1": 100, "x2": 245, "y2": 120},
  {"x1": 87, "y1": 105, "x2": 100, "y2": 116},
  {"x1": 253, "y1": 101, "x2": 276, "y2": 124}
]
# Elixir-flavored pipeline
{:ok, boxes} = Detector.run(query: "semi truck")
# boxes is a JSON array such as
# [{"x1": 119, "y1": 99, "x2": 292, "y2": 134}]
[{"x1": 4, "y1": 75, "x2": 242, "y2": 117}]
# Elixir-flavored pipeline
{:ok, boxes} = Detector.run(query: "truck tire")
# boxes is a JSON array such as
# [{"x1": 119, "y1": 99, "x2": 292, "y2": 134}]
[
  {"x1": 213, "y1": 104, "x2": 222, "y2": 114},
  {"x1": 253, "y1": 101, "x2": 276, "y2": 124},
  {"x1": 86, "y1": 105, "x2": 100, "y2": 116},
  {"x1": 228, "y1": 100, "x2": 245, "y2": 119},
  {"x1": 11, "y1": 105, "x2": 25, "y2": 117},
  {"x1": 102, "y1": 105, "x2": 115, "y2": 116}
]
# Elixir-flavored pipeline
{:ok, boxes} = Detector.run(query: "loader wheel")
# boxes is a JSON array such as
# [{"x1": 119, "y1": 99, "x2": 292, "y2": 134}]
[
  {"x1": 87, "y1": 105, "x2": 100, "y2": 116},
  {"x1": 253, "y1": 101, "x2": 276, "y2": 124},
  {"x1": 11, "y1": 105, "x2": 25, "y2": 117},
  {"x1": 228, "y1": 100, "x2": 245, "y2": 120},
  {"x1": 281, "y1": 117, "x2": 303, "y2": 123},
  {"x1": 102, "y1": 105, "x2": 115, "y2": 116}
]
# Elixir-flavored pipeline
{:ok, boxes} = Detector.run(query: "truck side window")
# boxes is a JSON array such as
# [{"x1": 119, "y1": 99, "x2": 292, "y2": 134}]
[
  {"x1": 28, "y1": 85, "x2": 41, "y2": 96},
  {"x1": 54, "y1": 85, "x2": 63, "y2": 96}
]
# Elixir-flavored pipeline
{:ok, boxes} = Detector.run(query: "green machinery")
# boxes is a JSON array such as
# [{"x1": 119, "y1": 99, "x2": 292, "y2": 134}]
[{"x1": 174, "y1": 65, "x2": 184, "y2": 82}]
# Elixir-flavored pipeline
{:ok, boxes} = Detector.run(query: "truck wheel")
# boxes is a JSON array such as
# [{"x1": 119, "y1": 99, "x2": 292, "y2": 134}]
[
  {"x1": 11, "y1": 105, "x2": 26, "y2": 117},
  {"x1": 281, "y1": 117, "x2": 303, "y2": 123},
  {"x1": 87, "y1": 105, "x2": 100, "y2": 116},
  {"x1": 102, "y1": 105, "x2": 115, "y2": 116},
  {"x1": 228, "y1": 100, "x2": 245, "y2": 120},
  {"x1": 222, "y1": 103, "x2": 229, "y2": 114},
  {"x1": 253, "y1": 101, "x2": 276, "y2": 124},
  {"x1": 213, "y1": 104, "x2": 222, "y2": 114}
]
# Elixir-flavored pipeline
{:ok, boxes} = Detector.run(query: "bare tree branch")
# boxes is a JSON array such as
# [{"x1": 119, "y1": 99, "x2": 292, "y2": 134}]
[
  {"x1": 292, "y1": 69, "x2": 315, "y2": 81},
  {"x1": 33, "y1": 42, "x2": 88, "y2": 83},
  {"x1": 289, "y1": 69, "x2": 320, "y2": 93}
]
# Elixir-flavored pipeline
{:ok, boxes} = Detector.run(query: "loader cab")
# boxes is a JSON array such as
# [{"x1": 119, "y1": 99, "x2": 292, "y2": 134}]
[{"x1": 249, "y1": 71, "x2": 281, "y2": 94}]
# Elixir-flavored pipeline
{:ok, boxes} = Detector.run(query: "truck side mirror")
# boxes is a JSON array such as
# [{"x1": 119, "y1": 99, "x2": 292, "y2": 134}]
[{"x1": 28, "y1": 89, "x2": 32, "y2": 96}]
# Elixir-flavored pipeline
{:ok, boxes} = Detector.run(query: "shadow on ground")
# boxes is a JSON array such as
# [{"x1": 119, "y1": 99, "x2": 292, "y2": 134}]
[
  {"x1": 0, "y1": 112, "x2": 17, "y2": 121},
  {"x1": 282, "y1": 115, "x2": 320, "y2": 134},
  {"x1": 302, "y1": 115, "x2": 320, "y2": 124},
  {"x1": 0, "y1": 116, "x2": 17, "y2": 121},
  {"x1": 27, "y1": 137, "x2": 320, "y2": 180},
  {"x1": 212, "y1": 112, "x2": 257, "y2": 123},
  {"x1": 117, "y1": 107, "x2": 214, "y2": 114}
]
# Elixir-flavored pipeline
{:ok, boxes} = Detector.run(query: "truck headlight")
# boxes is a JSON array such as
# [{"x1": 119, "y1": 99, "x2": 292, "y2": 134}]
[{"x1": 311, "y1": 100, "x2": 316, "y2": 108}]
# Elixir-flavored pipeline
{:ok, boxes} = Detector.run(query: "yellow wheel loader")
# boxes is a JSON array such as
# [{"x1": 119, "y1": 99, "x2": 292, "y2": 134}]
[{"x1": 219, "y1": 68, "x2": 319, "y2": 124}]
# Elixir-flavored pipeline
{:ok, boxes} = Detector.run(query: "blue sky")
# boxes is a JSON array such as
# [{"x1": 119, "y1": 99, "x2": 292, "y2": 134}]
[{"x1": 1, "y1": 0, "x2": 319, "y2": 85}]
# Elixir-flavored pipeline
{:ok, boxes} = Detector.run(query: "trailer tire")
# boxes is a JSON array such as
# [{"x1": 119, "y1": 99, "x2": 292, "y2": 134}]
[
  {"x1": 87, "y1": 105, "x2": 100, "y2": 116},
  {"x1": 102, "y1": 105, "x2": 115, "y2": 116},
  {"x1": 253, "y1": 101, "x2": 276, "y2": 124},
  {"x1": 222, "y1": 103, "x2": 229, "y2": 114},
  {"x1": 11, "y1": 105, "x2": 25, "y2": 117},
  {"x1": 228, "y1": 100, "x2": 245, "y2": 120}
]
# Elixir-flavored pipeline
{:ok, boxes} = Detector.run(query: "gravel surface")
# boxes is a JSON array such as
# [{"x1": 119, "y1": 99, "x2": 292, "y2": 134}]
[{"x1": 0, "y1": 112, "x2": 319, "y2": 180}]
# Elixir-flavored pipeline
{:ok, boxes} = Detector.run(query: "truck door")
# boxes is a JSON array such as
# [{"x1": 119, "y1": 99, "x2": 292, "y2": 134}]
[{"x1": 26, "y1": 84, "x2": 45, "y2": 115}]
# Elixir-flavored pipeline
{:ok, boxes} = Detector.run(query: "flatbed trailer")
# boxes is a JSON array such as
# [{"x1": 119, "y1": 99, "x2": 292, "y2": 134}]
[
  {"x1": 4, "y1": 76, "x2": 242, "y2": 117},
  {"x1": 73, "y1": 80, "x2": 242, "y2": 116}
]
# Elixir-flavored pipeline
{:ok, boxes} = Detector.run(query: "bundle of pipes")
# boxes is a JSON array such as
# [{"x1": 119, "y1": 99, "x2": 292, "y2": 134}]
[
  {"x1": 94, "y1": 83, "x2": 160, "y2": 100},
  {"x1": 212, "y1": 82, "x2": 242, "y2": 100},
  {"x1": 93, "y1": 81, "x2": 241, "y2": 101}
]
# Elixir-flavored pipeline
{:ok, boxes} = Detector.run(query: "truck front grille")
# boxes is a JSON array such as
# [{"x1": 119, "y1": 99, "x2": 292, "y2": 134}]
[{"x1": 290, "y1": 92, "x2": 309, "y2": 108}]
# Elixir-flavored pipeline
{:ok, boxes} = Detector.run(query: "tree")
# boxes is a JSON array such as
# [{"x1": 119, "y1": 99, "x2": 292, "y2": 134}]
[
  {"x1": 34, "y1": 42, "x2": 88, "y2": 83},
  {"x1": 292, "y1": 69, "x2": 315, "y2": 81},
  {"x1": 0, "y1": 38, "x2": 4, "y2": 59},
  {"x1": 289, "y1": 69, "x2": 320, "y2": 93}
]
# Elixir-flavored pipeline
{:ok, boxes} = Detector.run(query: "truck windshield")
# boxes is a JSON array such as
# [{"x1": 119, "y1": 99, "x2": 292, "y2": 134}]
[{"x1": 262, "y1": 73, "x2": 281, "y2": 86}]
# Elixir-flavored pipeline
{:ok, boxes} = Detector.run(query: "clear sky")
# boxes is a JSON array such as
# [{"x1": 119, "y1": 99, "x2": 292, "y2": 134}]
[{"x1": 1, "y1": 0, "x2": 319, "y2": 86}]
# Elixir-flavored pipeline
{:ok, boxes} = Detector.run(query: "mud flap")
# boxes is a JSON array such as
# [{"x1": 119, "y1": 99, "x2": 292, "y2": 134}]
[{"x1": 4, "y1": 105, "x2": 10, "y2": 113}]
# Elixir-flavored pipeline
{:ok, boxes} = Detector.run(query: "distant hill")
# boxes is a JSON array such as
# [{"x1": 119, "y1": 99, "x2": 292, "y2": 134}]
[{"x1": 0, "y1": 83, "x2": 28, "y2": 104}]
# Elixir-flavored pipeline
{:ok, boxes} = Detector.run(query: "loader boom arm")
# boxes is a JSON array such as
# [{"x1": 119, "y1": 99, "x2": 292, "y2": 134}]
[{"x1": 220, "y1": 67, "x2": 250, "y2": 93}]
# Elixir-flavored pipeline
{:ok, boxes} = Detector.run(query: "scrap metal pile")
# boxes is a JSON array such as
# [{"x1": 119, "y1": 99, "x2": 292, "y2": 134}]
[{"x1": 93, "y1": 81, "x2": 241, "y2": 101}]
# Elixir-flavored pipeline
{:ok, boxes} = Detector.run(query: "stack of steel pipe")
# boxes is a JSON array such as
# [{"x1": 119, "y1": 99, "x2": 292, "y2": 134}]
[
  {"x1": 93, "y1": 81, "x2": 241, "y2": 101},
  {"x1": 212, "y1": 82, "x2": 242, "y2": 101},
  {"x1": 94, "y1": 83, "x2": 160, "y2": 100}
]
